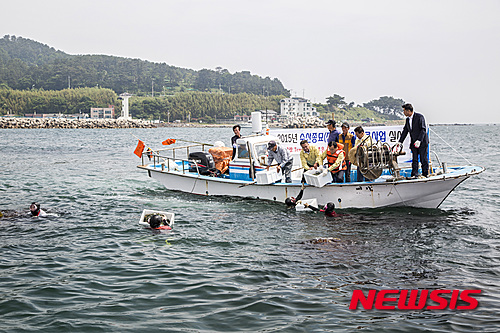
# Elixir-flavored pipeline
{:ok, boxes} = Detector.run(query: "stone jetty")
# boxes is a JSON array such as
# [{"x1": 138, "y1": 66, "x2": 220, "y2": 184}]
[
  {"x1": 0, "y1": 118, "x2": 156, "y2": 129},
  {"x1": 283, "y1": 116, "x2": 325, "y2": 128}
]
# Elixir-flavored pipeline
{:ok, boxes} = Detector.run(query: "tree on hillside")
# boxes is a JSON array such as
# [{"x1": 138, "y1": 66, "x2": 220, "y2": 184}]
[
  {"x1": 363, "y1": 96, "x2": 405, "y2": 117},
  {"x1": 326, "y1": 94, "x2": 347, "y2": 110}
]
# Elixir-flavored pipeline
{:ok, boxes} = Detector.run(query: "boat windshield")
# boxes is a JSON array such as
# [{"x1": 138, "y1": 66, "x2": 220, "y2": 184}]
[
  {"x1": 237, "y1": 143, "x2": 249, "y2": 159},
  {"x1": 254, "y1": 143, "x2": 268, "y2": 165}
]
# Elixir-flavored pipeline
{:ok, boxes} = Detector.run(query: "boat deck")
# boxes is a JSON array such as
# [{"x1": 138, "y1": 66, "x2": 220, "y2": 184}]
[{"x1": 140, "y1": 161, "x2": 484, "y2": 187}]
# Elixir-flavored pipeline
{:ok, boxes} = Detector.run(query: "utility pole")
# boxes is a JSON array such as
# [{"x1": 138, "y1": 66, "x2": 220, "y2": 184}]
[
  {"x1": 68, "y1": 76, "x2": 71, "y2": 89},
  {"x1": 151, "y1": 79, "x2": 154, "y2": 97}
]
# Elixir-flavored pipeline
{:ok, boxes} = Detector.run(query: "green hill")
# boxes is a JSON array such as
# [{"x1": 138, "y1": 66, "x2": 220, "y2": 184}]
[{"x1": 0, "y1": 35, "x2": 289, "y2": 96}]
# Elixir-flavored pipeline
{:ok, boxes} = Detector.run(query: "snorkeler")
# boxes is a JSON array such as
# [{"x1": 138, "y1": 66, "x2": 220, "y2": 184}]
[
  {"x1": 304, "y1": 202, "x2": 340, "y2": 217},
  {"x1": 30, "y1": 202, "x2": 47, "y2": 217},
  {"x1": 148, "y1": 214, "x2": 172, "y2": 230},
  {"x1": 285, "y1": 183, "x2": 306, "y2": 207}
]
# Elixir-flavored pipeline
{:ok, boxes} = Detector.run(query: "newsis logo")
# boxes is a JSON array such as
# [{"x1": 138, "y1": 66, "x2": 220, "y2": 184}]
[{"x1": 349, "y1": 289, "x2": 481, "y2": 310}]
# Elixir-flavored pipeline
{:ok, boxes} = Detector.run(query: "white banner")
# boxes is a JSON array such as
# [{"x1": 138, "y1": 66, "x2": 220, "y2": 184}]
[{"x1": 270, "y1": 126, "x2": 424, "y2": 164}]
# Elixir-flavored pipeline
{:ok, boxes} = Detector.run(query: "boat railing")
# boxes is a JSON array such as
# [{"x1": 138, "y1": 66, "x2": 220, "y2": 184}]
[{"x1": 141, "y1": 143, "x2": 210, "y2": 175}]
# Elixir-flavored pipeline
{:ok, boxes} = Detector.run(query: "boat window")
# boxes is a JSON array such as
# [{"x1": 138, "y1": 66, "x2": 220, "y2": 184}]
[
  {"x1": 255, "y1": 143, "x2": 268, "y2": 158},
  {"x1": 237, "y1": 143, "x2": 249, "y2": 159},
  {"x1": 254, "y1": 143, "x2": 268, "y2": 165}
]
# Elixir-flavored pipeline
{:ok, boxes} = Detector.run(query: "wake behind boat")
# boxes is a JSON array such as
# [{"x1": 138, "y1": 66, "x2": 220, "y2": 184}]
[{"x1": 137, "y1": 114, "x2": 483, "y2": 209}]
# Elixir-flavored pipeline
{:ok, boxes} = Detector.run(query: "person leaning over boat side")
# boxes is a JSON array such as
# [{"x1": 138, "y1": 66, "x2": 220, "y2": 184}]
[
  {"x1": 338, "y1": 122, "x2": 356, "y2": 182},
  {"x1": 395, "y1": 103, "x2": 429, "y2": 178},
  {"x1": 326, "y1": 119, "x2": 340, "y2": 145},
  {"x1": 30, "y1": 202, "x2": 47, "y2": 217},
  {"x1": 353, "y1": 126, "x2": 372, "y2": 182},
  {"x1": 319, "y1": 141, "x2": 346, "y2": 183},
  {"x1": 231, "y1": 124, "x2": 242, "y2": 160},
  {"x1": 299, "y1": 139, "x2": 321, "y2": 172},
  {"x1": 266, "y1": 140, "x2": 293, "y2": 183}
]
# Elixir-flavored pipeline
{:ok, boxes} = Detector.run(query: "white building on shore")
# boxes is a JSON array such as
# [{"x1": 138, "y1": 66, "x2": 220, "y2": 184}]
[
  {"x1": 280, "y1": 97, "x2": 317, "y2": 118},
  {"x1": 90, "y1": 106, "x2": 115, "y2": 119}
]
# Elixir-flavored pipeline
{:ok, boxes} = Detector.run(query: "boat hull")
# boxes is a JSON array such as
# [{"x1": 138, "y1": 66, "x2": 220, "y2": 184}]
[{"x1": 139, "y1": 165, "x2": 483, "y2": 209}]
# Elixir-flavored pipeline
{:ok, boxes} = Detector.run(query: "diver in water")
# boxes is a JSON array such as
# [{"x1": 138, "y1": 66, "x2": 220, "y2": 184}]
[
  {"x1": 304, "y1": 202, "x2": 340, "y2": 217},
  {"x1": 148, "y1": 214, "x2": 172, "y2": 230},
  {"x1": 301, "y1": 237, "x2": 340, "y2": 244},
  {"x1": 285, "y1": 183, "x2": 306, "y2": 207},
  {"x1": 30, "y1": 202, "x2": 47, "y2": 217}
]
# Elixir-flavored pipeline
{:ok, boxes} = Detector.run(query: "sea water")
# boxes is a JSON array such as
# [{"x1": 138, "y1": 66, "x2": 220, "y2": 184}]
[{"x1": 0, "y1": 125, "x2": 499, "y2": 332}]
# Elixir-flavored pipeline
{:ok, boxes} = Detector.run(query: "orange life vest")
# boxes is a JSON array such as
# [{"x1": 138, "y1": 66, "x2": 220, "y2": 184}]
[{"x1": 327, "y1": 149, "x2": 347, "y2": 173}]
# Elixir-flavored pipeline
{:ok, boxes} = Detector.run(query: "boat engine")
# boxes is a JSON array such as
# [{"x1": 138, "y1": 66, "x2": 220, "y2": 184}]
[{"x1": 350, "y1": 141, "x2": 405, "y2": 180}]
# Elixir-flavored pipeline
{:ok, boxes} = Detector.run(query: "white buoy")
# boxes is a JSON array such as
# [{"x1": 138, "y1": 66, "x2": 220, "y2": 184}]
[{"x1": 251, "y1": 111, "x2": 262, "y2": 133}]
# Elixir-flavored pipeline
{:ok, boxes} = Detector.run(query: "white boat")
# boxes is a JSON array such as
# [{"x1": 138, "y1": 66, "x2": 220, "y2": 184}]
[{"x1": 137, "y1": 115, "x2": 484, "y2": 209}]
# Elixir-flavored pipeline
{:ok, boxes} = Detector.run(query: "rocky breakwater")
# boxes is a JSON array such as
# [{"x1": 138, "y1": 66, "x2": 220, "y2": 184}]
[
  {"x1": 283, "y1": 116, "x2": 325, "y2": 128},
  {"x1": 0, "y1": 118, "x2": 156, "y2": 129}
]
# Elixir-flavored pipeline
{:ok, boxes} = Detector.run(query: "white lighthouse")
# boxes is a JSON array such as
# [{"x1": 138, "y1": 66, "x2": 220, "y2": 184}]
[{"x1": 119, "y1": 93, "x2": 132, "y2": 120}]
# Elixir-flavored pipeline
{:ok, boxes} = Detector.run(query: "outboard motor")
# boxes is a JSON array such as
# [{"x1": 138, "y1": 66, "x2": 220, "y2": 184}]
[{"x1": 188, "y1": 152, "x2": 215, "y2": 173}]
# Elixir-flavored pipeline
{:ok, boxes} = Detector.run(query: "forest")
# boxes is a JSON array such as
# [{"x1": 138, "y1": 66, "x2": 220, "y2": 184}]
[
  {"x1": 0, "y1": 35, "x2": 289, "y2": 96},
  {"x1": 0, "y1": 35, "x2": 404, "y2": 122},
  {"x1": 0, "y1": 87, "x2": 284, "y2": 122}
]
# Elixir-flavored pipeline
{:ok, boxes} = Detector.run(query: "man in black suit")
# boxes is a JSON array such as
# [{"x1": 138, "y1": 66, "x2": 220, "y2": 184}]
[{"x1": 397, "y1": 103, "x2": 429, "y2": 177}]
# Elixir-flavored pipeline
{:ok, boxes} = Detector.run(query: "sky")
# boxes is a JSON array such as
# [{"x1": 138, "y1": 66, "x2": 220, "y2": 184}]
[{"x1": 2, "y1": 0, "x2": 500, "y2": 124}]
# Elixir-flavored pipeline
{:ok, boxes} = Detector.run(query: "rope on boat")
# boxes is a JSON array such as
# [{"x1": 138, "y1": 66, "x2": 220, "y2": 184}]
[
  {"x1": 429, "y1": 127, "x2": 473, "y2": 165},
  {"x1": 392, "y1": 183, "x2": 408, "y2": 207}
]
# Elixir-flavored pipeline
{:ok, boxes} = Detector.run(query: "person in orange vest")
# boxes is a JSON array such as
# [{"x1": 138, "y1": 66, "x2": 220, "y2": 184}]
[
  {"x1": 338, "y1": 122, "x2": 356, "y2": 182},
  {"x1": 319, "y1": 141, "x2": 347, "y2": 183}
]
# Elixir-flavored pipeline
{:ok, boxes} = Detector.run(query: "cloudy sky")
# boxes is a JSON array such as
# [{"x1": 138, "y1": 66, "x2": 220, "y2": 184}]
[{"x1": 3, "y1": 0, "x2": 499, "y2": 124}]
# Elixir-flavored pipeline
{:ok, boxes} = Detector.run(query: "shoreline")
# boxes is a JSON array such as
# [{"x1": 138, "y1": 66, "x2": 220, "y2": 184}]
[
  {"x1": 0, "y1": 118, "x2": 156, "y2": 129},
  {"x1": 0, "y1": 117, "x2": 405, "y2": 129},
  {"x1": 3, "y1": 117, "x2": 493, "y2": 130}
]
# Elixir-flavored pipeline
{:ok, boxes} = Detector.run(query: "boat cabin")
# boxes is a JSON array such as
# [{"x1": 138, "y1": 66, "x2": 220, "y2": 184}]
[{"x1": 229, "y1": 135, "x2": 281, "y2": 181}]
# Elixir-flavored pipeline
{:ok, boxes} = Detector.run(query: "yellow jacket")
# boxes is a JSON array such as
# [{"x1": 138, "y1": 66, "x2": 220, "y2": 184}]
[
  {"x1": 354, "y1": 134, "x2": 373, "y2": 148},
  {"x1": 339, "y1": 132, "x2": 355, "y2": 161},
  {"x1": 300, "y1": 144, "x2": 321, "y2": 170}
]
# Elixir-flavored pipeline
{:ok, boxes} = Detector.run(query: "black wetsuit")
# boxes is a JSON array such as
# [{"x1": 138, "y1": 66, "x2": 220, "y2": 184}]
[
  {"x1": 306, "y1": 204, "x2": 339, "y2": 217},
  {"x1": 295, "y1": 188, "x2": 304, "y2": 203}
]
